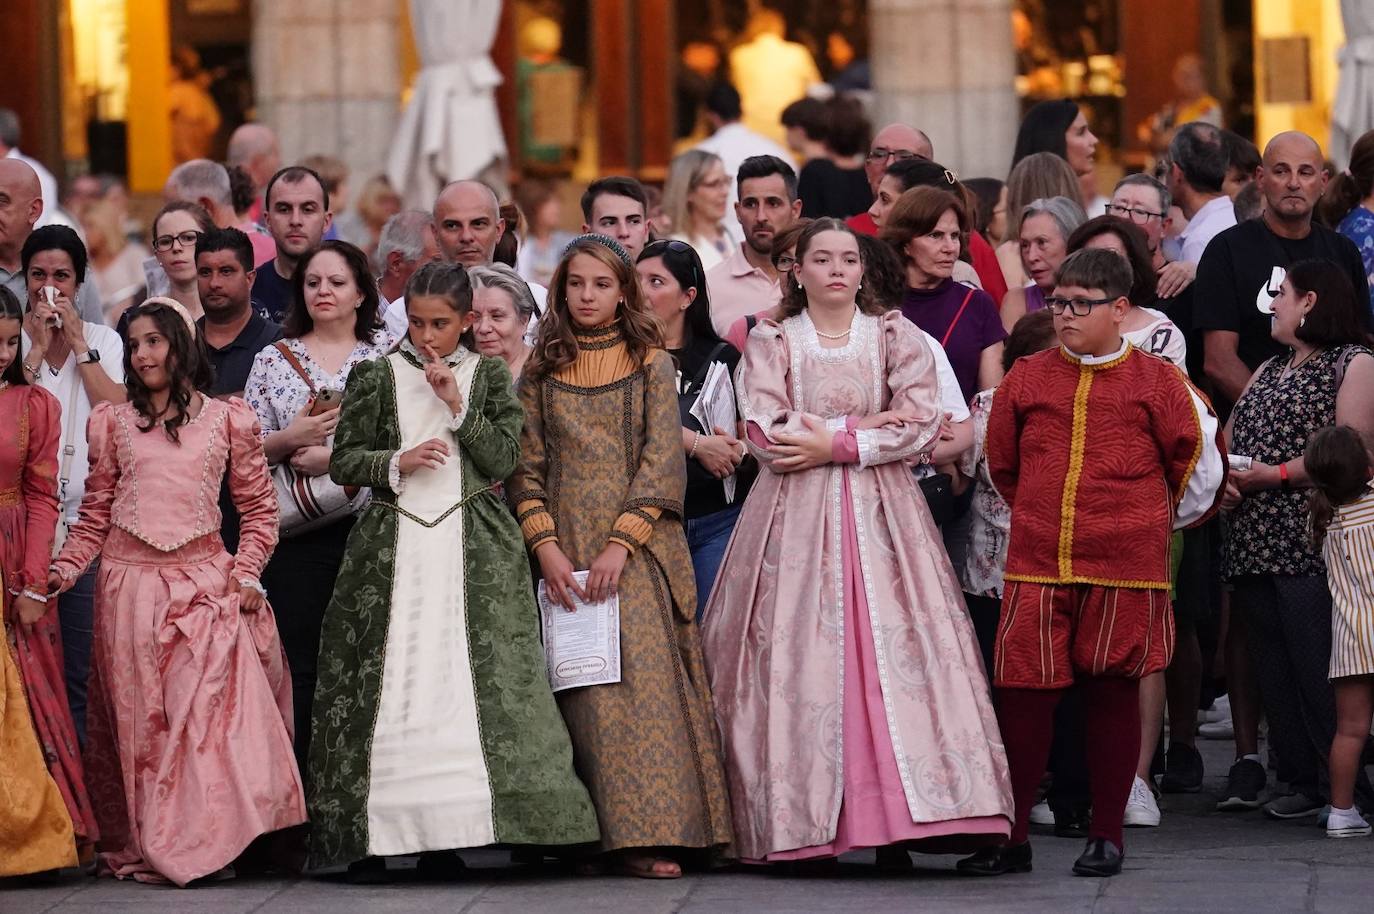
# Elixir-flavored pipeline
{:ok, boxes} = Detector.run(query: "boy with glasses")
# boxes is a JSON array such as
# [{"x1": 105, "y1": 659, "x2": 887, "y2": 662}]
[{"x1": 959, "y1": 248, "x2": 1226, "y2": 878}]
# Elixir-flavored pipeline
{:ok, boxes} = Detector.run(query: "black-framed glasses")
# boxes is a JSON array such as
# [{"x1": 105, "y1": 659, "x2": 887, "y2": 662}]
[
  {"x1": 866, "y1": 147, "x2": 920, "y2": 164},
  {"x1": 153, "y1": 230, "x2": 202, "y2": 252},
  {"x1": 1104, "y1": 203, "x2": 1165, "y2": 224},
  {"x1": 1045, "y1": 295, "x2": 1118, "y2": 316},
  {"x1": 640, "y1": 238, "x2": 703, "y2": 290},
  {"x1": 774, "y1": 253, "x2": 797, "y2": 271}
]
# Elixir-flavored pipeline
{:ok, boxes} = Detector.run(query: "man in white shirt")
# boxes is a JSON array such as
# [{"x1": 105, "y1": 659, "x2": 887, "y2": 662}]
[
  {"x1": 376, "y1": 209, "x2": 442, "y2": 337},
  {"x1": 0, "y1": 108, "x2": 64, "y2": 230},
  {"x1": 695, "y1": 84, "x2": 796, "y2": 242},
  {"x1": 1168, "y1": 122, "x2": 1237, "y2": 264},
  {"x1": 580, "y1": 177, "x2": 651, "y2": 261}
]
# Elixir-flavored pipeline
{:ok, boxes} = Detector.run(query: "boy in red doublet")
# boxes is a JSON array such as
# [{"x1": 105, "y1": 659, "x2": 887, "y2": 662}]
[{"x1": 959, "y1": 249, "x2": 1227, "y2": 878}]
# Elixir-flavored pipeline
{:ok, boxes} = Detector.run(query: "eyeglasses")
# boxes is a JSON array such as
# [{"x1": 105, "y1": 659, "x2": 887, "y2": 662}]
[
  {"x1": 1104, "y1": 203, "x2": 1165, "y2": 224},
  {"x1": 866, "y1": 147, "x2": 921, "y2": 165},
  {"x1": 694, "y1": 177, "x2": 731, "y2": 191},
  {"x1": 774, "y1": 254, "x2": 796, "y2": 270},
  {"x1": 1044, "y1": 295, "x2": 1118, "y2": 316},
  {"x1": 154, "y1": 230, "x2": 202, "y2": 252}
]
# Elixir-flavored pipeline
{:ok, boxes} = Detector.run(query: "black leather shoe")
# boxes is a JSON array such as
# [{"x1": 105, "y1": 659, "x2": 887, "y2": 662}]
[
  {"x1": 956, "y1": 842, "x2": 1033, "y2": 876},
  {"x1": 346, "y1": 856, "x2": 389, "y2": 884},
  {"x1": 1071, "y1": 838, "x2": 1123, "y2": 876}
]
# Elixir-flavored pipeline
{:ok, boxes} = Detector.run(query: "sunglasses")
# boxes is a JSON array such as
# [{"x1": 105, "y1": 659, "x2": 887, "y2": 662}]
[{"x1": 640, "y1": 239, "x2": 704, "y2": 289}]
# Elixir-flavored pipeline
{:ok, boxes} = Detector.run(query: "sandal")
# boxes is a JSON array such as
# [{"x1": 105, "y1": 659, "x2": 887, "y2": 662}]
[{"x1": 609, "y1": 854, "x2": 682, "y2": 879}]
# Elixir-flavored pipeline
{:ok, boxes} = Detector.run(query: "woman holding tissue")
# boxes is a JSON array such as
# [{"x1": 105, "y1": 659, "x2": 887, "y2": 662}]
[
  {"x1": 700, "y1": 219, "x2": 1013, "y2": 866},
  {"x1": 636, "y1": 239, "x2": 753, "y2": 619},
  {"x1": 306, "y1": 261, "x2": 597, "y2": 883},
  {"x1": 511, "y1": 234, "x2": 733, "y2": 879}
]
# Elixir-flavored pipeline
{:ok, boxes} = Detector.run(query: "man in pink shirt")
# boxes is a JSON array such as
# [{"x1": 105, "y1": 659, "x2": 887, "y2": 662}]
[{"x1": 705, "y1": 155, "x2": 802, "y2": 337}]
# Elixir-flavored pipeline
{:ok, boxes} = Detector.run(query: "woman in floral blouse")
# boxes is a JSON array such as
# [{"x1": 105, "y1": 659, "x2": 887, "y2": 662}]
[
  {"x1": 1224, "y1": 258, "x2": 1374, "y2": 819},
  {"x1": 244, "y1": 240, "x2": 393, "y2": 772}
]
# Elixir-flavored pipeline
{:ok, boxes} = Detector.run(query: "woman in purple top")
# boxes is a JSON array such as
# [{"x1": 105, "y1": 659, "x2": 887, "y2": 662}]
[
  {"x1": 881, "y1": 186, "x2": 1006, "y2": 401},
  {"x1": 998, "y1": 195, "x2": 1087, "y2": 333}
]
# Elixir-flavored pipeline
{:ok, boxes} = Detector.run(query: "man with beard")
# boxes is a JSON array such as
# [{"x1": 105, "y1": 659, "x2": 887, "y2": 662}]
[
  {"x1": 704, "y1": 155, "x2": 802, "y2": 336},
  {"x1": 253, "y1": 166, "x2": 333, "y2": 323}
]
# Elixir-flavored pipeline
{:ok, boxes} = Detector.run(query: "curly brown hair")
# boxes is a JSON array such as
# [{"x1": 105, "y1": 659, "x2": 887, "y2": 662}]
[
  {"x1": 525, "y1": 237, "x2": 664, "y2": 380},
  {"x1": 777, "y1": 218, "x2": 882, "y2": 320}
]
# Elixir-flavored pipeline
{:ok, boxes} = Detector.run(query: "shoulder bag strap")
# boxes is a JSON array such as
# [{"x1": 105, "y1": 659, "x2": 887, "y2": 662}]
[
  {"x1": 274, "y1": 340, "x2": 318, "y2": 395},
  {"x1": 941, "y1": 288, "x2": 976, "y2": 349},
  {"x1": 57, "y1": 372, "x2": 83, "y2": 493}
]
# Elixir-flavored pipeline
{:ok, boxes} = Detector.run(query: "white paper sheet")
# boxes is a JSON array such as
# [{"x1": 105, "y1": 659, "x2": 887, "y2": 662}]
[
  {"x1": 689, "y1": 360, "x2": 740, "y2": 502},
  {"x1": 537, "y1": 570, "x2": 621, "y2": 692}
]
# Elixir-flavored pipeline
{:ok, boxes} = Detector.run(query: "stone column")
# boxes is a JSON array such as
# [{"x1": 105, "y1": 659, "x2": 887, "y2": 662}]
[
  {"x1": 252, "y1": 0, "x2": 401, "y2": 184},
  {"x1": 869, "y1": 0, "x2": 1019, "y2": 179}
]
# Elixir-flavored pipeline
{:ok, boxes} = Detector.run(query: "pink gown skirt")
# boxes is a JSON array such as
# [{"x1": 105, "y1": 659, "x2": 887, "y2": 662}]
[
  {"x1": 84, "y1": 529, "x2": 306, "y2": 886},
  {"x1": 762, "y1": 474, "x2": 1007, "y2": 862}
]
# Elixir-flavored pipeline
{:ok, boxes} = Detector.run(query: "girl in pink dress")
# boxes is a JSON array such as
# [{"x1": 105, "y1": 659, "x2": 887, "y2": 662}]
[
  {"x1": 49, "y1": 299, "x2": 306, "y2": 886},
  {"x1": 701, "y1": 219, "x2": 1013, "y2": 865}
]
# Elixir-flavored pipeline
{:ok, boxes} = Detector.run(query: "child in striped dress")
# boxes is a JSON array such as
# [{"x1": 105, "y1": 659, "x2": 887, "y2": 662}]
[{"x1": 1306, "y1": 425, "x2": 1374, "y2": 839}]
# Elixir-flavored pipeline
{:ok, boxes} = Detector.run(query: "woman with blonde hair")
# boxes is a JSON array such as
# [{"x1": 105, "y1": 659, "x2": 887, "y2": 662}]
[
  {"x1": 511, "y1": 234, "x2": 733, "y2": 878},
  {"x1": 996, "y1": 151, "x2": 1082, "y2": 288},
  {"x1": 664, "y1": 150, "x2": 733, "y2": 272}
]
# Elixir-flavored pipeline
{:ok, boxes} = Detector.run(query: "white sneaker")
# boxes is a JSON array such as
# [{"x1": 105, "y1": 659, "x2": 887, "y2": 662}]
[
  {"x1": 1198, "y1": 717, "x2": 1234, "y2": 740},
  {"x1": 1326, "y1": 806, "x2": 1371, "y2": 838},
  {"x1": 1029, "y1": 800, "x2": 1054, "y2": 825},
  {"x1": 1198, "y1": 694, "x2": 1231, "y2": 725},
  {"x1": 1124, "y1": 776, "x2": 1161, "y2": 827}
]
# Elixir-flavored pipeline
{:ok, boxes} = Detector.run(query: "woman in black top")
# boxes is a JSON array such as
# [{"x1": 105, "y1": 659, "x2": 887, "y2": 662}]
[{"x1": 636, "y1": 239, "x2": 753, "y2": 619}]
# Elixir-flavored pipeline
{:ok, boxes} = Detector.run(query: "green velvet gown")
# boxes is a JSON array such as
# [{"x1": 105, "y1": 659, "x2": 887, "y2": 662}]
[{"x1": 305, "y1": 343, "x2": 598, "y2": 869}]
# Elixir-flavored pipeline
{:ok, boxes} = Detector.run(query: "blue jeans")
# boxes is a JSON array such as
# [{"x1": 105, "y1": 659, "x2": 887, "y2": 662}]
[
  {"x1": 684, "y1": 503, "x2": 742, "y2": 622},
  {"x1": 58, "y1": 562, "x2": 98, "y2": 747}
]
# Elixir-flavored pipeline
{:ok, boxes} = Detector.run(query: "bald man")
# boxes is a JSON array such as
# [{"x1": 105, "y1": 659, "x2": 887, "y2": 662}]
[
  {"x1": 0, "y1": 159, "x2": 105, "y2": 323},
  {"x1": 1194, "y1": 130, "x2": 1368, "y2": 408},
  {"x1": 846, "y1": 123, "x2": 935, "y2": 235},
  {"x1": 227, "y1": 123, "x2": 281, "y2": 224},
  {"x1": 432, "y1": 180, "x2": 547, "y2": 325}
]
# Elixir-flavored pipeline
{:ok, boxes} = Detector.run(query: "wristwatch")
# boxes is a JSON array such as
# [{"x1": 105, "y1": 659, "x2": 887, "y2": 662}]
[{"x1": 76, "y1": 349, "x2": 101, "y2": 365}]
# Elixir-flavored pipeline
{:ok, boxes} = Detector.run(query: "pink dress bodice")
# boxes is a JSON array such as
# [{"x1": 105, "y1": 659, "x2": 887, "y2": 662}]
[{"x1": 54, "y1": 397, "x2": 279, "y2": 585}]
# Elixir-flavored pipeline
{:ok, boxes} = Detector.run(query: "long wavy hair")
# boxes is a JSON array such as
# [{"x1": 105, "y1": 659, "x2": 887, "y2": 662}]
[
  {"x1": 777, "y1": 218, "x2": 882, "y2": 320},
  {"x1": 525, "y1": 237, "x2": 663, "y2": 381},
  {"x1": 123, "y1": 299, "x2": 214, "y2": 443}
]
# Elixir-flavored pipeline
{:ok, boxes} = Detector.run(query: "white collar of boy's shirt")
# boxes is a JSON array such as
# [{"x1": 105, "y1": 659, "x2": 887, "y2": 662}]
[{"x1": 1063, "y1": 339, "x2": 1129, "y2": 366}]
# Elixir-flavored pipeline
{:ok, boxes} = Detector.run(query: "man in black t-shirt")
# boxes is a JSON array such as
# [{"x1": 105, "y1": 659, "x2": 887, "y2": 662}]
[
  {"x1": 1194, "y1": 131, "x2": 1367, "y2": 411},
  {"x1": 252, "y1": 165, "x2": 333, "y2": 322}
]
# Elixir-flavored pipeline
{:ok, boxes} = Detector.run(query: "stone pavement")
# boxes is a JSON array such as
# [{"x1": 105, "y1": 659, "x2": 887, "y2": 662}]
[{"x1": 5, "y1": 739, "x2": 1371, "y2": 913}]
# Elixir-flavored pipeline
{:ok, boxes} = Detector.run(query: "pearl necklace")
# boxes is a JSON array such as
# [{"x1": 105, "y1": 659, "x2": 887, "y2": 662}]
[{"x1": 814, "y1": 327, "x2": 852, "y2": 340}]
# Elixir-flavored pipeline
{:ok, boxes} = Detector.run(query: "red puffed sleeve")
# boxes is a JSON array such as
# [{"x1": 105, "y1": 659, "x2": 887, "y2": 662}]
[
  {"x1": 225, "y1": 398, "x2": 280, "y2": 583},
  {"x1": 17, "y1": 387, "x2": 61, "y2": 591},
  {"x1": 985, "y1": 362, "x2": 1024, "y2": 507},
  {"x1": 52, "y1": 402, "x2": 119, "y2": 583}
]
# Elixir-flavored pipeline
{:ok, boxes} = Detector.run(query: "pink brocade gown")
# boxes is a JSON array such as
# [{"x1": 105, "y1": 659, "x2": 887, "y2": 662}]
[
  {"x1": 0, "y1": 385, "x2": 96, "y2": 851},
  {"x1": 51, "y1": 398, "x2": 306, "y2": 886},
  {"x1": 701, "y1": 311, "x2": 1013, "y2": 862}
]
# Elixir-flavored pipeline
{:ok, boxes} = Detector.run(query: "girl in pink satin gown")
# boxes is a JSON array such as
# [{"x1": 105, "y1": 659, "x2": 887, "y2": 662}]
[
  {"x1": 701, "y1": 220, "x2": 1014, "y2": 865},
  {"x1": 49, "y1": 299, "x2": 306, "y2": 886}
]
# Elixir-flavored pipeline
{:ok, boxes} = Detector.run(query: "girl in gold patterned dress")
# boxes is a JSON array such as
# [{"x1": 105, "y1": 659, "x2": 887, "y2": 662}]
[{"x1": 510, "y1": 235, "x2": 732, "y2": 879}]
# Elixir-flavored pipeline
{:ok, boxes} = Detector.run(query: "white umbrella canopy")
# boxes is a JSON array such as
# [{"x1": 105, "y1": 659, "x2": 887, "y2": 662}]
[
  {"x1": 1333, "y1": 0, "x2": 1374, "y2": 170},
  {"x1": 387, "y1": 0, "x2": 509, "y2": 209}
]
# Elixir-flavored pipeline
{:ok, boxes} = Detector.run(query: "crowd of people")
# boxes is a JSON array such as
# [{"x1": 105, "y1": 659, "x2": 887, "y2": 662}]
[{"x1": 1, "y1": 86, "x2": 1374, "y2": 892}]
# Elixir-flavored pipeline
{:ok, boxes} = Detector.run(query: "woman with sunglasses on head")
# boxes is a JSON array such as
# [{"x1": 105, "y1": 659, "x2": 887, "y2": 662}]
[{"x1": 637, "y1": 239, "x2": 753, "y2": 619}]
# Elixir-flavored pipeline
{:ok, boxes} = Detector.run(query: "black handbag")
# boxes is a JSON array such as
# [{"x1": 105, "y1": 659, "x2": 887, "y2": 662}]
[{"x1": 919, "y1": 472, "x2": 957, "y2": 528}]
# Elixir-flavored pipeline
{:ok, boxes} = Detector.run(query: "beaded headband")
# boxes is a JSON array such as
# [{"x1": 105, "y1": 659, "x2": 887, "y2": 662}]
[
  {"x1": 563, "y1": 233, "x2": 633, "y2": 268},
  {"x1": 140, "y1": 296, "x2": 198, "y2": 337}
]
